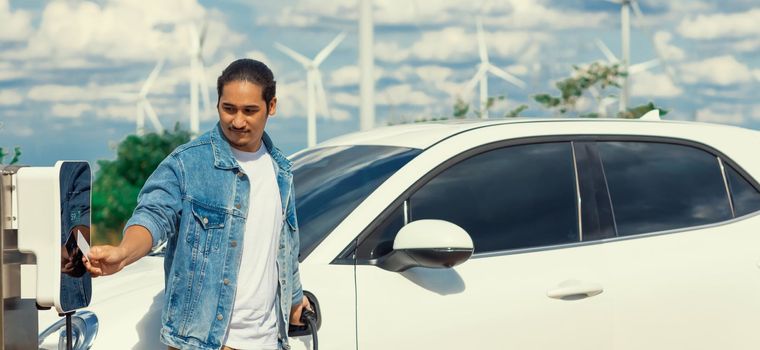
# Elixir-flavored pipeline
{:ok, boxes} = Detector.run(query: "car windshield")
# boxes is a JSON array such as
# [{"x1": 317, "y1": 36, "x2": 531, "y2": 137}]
[{"x1": 291, "y1": 145, "x2": 421, "y2": 261}]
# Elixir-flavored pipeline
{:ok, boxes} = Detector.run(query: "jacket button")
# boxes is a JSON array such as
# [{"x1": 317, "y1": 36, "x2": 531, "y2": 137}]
[
  {"x1": 217, "y1": 314, "x2": 223, "y2": 321},
  {"x1": 230, "y1": 240, "x2": 237, "y2": 248},
  {"x1": 235, "y1": 203, "x2": 241, "y2": 209},
  {"x1": 202, "y1": 217, "x2": 208, "y2": 225},
  {"x1": 237, "y1": 171, "x2": 244, "y2": 178},
  {"x1": 223, "y1": 279, "x2": 230, "y2": 285}
]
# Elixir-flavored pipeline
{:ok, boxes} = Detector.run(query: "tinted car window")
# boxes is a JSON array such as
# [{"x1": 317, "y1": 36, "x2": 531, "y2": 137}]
[
  {"x1": 400, "y1": 142, "x2": 579, "y2": 255},
  {"x1": 291, "y1": 146, "x2": 421, "y2": 261},
  {"x1": 597, "y1": 142, "x2": 732, "y2": 236},
  {"x1": 724, "y1": 164, "x2": 760, "y2": 217}
]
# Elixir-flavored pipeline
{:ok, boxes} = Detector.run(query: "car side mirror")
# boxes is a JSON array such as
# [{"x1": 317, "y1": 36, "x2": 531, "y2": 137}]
[{"x1": 374, "y1": 219, "x2": 474, "y2": 272}]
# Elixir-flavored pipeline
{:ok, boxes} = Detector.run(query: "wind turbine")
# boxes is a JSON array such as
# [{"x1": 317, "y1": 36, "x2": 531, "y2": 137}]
[
  {"x1": 108, "y1": 59, "x2": 165, "y2": 136},
  {"x1": 188, "y1": 22, "x2": 212, "y2": 136},
  {"x1": 606, "y1": 0, "x2": 678, "y2": 112},
  {"x1": 592, "y1": 38, "x2": 659, "y2": 116},
  {"x1": 359, "y1": 0, "x2": 374, "y2": 131},
  {"x1": 462, "y1": 18, "x2": 526, "y2": 119},
  {"x1": 275, "y1": 32, "x2": 346, "y2": 147}
]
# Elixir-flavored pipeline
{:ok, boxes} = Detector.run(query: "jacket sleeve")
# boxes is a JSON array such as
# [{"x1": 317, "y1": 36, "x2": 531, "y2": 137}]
[{"x1": 124, "y1": 154, "x2": 184, "y2": 248}]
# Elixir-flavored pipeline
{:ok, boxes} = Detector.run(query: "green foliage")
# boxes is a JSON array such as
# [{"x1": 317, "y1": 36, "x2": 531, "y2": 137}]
[
  {"x1": 618, "y1": 102, "x2": 669, "y2": 119},
  {"x1": 505, "y1": 104, "x2": 528, "y2": 118},
  {"x1": 453, "y1": 98, "x2": 470, "y2": 118},
  {"x1": 534, "y1": 62, "x2": 624, "y2": 115},
  {"x1": 0, "y1": 146, "x2": 21, "y2": 165},
  {"x1": 92, "y1": 125, "x2": 191, "y2": 245},
  {"x1": 531, "y1": 62, "x2": 667, "y2": 119}
]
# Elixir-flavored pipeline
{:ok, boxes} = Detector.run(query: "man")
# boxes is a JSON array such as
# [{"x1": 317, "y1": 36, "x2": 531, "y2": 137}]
[{"x1": 85, "y1": 59, "x2": 309, "y2": 350}]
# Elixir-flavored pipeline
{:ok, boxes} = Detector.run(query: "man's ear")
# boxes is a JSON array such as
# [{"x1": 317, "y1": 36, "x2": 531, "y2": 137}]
[{"x1": 268, "y1": 97, "x2": 278, "y2": 116}]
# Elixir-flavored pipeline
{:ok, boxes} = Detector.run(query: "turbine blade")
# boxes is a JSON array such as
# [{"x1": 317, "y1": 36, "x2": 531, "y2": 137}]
[
  {"x1": 462, "y1": 66, "x2": 487, "y2": 98},
  {"x1": 630, "y1": 0, "x2": 643, "y2": 19},
  {"x1": 314, "y1": 70, "x2": 330, "y2": 118},
  {"x1": 476, "y1": 17, "x2": 488, "y2": 64},
  {"x1": 140, "y1": 58, "x2": 165, "y2": 97},
  {"x1": 488, "y1": 64, "x2": 527, "y2": 89},
  {"x1": 274, "y1": 42, "x2": 312, "y2": 67},
  {"x1": 198, "y1": 21, "x2": 209, "y2": 51},
  {"x1": 629, "y1": 58, "x2": 659, "y2": 74},
  {"x1": 314, "y1": 32, "x2": 347, "y2": 67},
  {"x1": 630, "y1": 0, "x2": 680, "y2": 85},
  {"x1": 143, "y1": 99, "x2": 164, "y2": 134},
  {"x1": 595, "y1": 39, "x2": 618, "y2": 63}
]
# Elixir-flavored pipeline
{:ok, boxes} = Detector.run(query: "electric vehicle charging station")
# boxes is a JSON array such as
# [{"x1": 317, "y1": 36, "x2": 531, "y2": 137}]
[{"x1": 1, "y1": 161, "x2": 94, "y2": 349}]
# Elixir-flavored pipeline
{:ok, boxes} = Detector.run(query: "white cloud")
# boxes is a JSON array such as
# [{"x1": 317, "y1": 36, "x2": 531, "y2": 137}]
[
  {"x1": 732, "y1": 38, "x2": 760, "y2": 53},
  {"x1": 261, "y1": 0, "x2": 607, "y2": 30},
  {"x1": 680, "y1": 55, "x2": 757, "y2": 86},
  {"x1": 333, "y1": 92, "x2": 359, "y2": 107},
  {"x1": 374, "y1": 41, "x2": 410, "y2": 63},
  {"x1": 377, "y1": 28, "x2": 549, "y2": 63},
  {"x1": 0, "y1": 0, "x2": 33, "y2": 41},
  {"x1": 2, "y1": 0, "x2": 243, "y2": 65},
  {"x1": 379, "y1": 84, "x2": 435, "y2": 106},
  {"x1": 630, "y1": 71, "x2": 683, "y2": 98},
  {"x1": 677, "y1": 9, "x2": 760, "y2": 40},
  {"x1": 0, "y1": 89, "x2": 23, "y2": 105},
  {"x1": 28, "y1": 85, "x2": 93, "y2": 102},
  {"x1": 695, "y1": 107, "x2": 745, "y2": 125},
  {"x1": 415, "y1": 65, "x2": 454, "y2": 83},
  {"x1": 414, "y1": 65, "x2": 462, "y2": 98},
  {"x1": 653, "y1": 31, "x2": 686, "y2": 61},
  {"x1": 328, "y1": 65, "x2": 384, "y2": 87},
  {"x1": 330, "y1": 108, "x2": 352, "y2": 121},
  {"x1": 50, "y1": 103, "x2": 93, "y2": 119}
]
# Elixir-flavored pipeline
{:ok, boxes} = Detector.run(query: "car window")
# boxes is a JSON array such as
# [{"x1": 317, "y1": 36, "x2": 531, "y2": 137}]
[
  {"x1": 291, "y1": 145, "x2": 421, "y2": 261},
  {"x1": 356, "y1": 142, "x2": 580, "y2": 259},
  {"x1": 724, "y1": 164, "x2": 760, "y2": 217},
  {"x1": 597, "y1": 141, "x2": 732, "y2": 236}
]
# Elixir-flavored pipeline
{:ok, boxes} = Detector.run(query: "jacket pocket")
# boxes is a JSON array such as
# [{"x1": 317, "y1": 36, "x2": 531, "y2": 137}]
[{"x1": 190, "y1": 203, "x2": 228, "y2": 253}]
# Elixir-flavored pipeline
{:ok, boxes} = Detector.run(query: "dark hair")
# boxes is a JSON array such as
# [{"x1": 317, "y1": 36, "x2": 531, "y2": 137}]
[{"x1": 216, "y1": 59, "x2": 276, "y2": 110}]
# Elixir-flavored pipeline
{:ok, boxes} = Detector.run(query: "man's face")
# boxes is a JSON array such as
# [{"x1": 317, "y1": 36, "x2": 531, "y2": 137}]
[{"x1": 218, "y1": 80, "x2": 277, "y2": 152}]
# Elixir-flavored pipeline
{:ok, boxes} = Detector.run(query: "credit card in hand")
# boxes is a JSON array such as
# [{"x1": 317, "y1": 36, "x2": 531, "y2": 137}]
[{"x1": 77, "y1": 230, "x2": 90, "y2": 262}]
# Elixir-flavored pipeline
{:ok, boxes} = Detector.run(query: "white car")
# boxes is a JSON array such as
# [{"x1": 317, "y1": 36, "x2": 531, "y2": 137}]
[{"x1": 40, "y1": 118, "x2": 760, "y2": 349}]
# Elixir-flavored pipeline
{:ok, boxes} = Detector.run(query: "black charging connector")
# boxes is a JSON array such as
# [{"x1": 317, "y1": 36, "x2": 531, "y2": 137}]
[{"x1": 288, "y1": 290, "x2": 321, "y2": 350}]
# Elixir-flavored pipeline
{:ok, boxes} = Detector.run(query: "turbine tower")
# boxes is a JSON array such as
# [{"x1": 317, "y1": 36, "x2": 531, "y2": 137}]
[
  {"x1": 359, "y1": 0, "x2": 375, "y2": 131},
  {"x1": 462, "y1": 18, "x2": 526, "y2": 119},
  {"x1": 111, "y1": 59, "x2": 166, "y2": 136},
  {"x1": 606, "y1": 0, "x2": 678, "y2": 112},
  {"x1": 188, "y1": 22, "x2": 212, "y2": 136},
  {"x1": 275, "y1": 32, "x2": 346, "y2": 147}
]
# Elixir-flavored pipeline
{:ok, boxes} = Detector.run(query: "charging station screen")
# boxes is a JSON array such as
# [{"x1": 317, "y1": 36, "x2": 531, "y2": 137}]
[{"x1": 59, "y1": 161, "x2": 92, "y2": 312}]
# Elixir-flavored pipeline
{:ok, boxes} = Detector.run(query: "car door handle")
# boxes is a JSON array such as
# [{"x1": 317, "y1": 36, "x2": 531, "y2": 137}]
[{"x1": 547, "y1": 280, "x2": 604, "y2": 300}]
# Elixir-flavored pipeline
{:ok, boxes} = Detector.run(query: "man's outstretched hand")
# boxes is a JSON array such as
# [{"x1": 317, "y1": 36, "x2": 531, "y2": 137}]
[
  {"x1": 82, "y1": 225, "x2": 154, "y2": 277},
  {"x1": 83, "y1": 245, "x2": 129, "y2": 277}
]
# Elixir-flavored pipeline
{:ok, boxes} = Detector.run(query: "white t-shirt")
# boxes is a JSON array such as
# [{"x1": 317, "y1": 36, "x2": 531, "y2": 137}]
[{"x1": 224, "y1": 145, "x2": 283, "y2": 350}]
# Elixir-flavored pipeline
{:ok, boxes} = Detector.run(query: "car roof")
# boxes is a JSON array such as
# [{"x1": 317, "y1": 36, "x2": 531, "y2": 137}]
[{"x1": 315, "y1": 118, "x2": 752, "y2": 150}]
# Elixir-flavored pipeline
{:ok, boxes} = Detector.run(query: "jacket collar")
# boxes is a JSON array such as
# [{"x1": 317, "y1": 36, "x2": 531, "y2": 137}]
[{"x1": 210, "y1": 123, "x2": 292, "y2": 172}]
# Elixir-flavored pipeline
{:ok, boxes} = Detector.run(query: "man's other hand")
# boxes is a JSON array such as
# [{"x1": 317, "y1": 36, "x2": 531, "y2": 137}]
[
  {"x1": 83, "y1": 245, "x2": 128, "y2": 277},
  {"x1": 289, "y1": 295, "x2": 311, "y2": 326}
]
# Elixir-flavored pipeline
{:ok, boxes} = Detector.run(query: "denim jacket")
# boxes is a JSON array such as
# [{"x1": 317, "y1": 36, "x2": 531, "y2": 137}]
[{"x1": 125, "y1": 124, "x2": 302, "y2": 350}]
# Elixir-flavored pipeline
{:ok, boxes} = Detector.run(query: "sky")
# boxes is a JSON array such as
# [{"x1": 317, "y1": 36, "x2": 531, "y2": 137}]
[{"x1": 0, "y1": 0, "x2": 759, "y2": 168}]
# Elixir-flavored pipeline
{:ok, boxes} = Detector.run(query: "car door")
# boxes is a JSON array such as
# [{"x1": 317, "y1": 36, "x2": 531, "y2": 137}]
[
  {"x1": 591, "y1": 140, "x2": 760, "y2": 349},
  {"x1": 350, "y1": 140, "x2": 614, "y2": 350}
]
